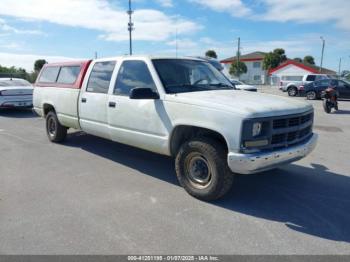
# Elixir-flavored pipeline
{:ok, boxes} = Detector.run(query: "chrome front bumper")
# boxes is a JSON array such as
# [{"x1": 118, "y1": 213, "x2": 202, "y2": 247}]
[{"x1": 227, "y1": 133, "x2": 318, "y2": 174}]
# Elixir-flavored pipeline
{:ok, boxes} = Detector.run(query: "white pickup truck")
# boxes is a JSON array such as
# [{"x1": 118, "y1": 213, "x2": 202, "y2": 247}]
[{"x1": 34, "y1": 56, "x2": 318, "y2": 200}]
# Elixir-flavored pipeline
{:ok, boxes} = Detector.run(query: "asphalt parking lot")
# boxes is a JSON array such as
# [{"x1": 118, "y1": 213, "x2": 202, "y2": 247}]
[{"x1": 1, "y1": 87, "x2": 350, "y2": 255}]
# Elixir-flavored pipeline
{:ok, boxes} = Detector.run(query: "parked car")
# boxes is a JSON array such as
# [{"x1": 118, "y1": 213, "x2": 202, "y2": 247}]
[
  {"x1": 300, "y1": 79, "x2": 350, "y2": 100},
  {"x1": 280, "y1": 74, "x2": 331, "y2": 96},
  {"x1": 34, "y1": 56, "x2": 317, "y2": 201},
  {"x1": 230, "y1": 79, "x2": 257, "y2": 92},
  {"x1": 0, "y1": 78, "x2": 33, "y2": 108}
]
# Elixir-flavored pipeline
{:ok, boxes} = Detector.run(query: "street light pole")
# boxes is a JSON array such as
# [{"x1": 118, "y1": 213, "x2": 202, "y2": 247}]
[
  {"x1": 320, "y1": 36, "x2": 325, "y2": 73},
  {"x1": 127, "y1": 0, "x2": 134, "y2": 56}
]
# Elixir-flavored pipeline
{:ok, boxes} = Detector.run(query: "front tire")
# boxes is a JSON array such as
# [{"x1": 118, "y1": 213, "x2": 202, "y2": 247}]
[
  {"x1": 175, "y1": 137, "x2": 234, "y2": 201},
  {"x1": 306, "y1": 91, "x2": 317, "y2": 100},
  {"x1": 46, "y1": 111, "x2": 67, "y2": 142},
  {"x1": 288, "y1": 86, "x2": 298, "y2": 96}
]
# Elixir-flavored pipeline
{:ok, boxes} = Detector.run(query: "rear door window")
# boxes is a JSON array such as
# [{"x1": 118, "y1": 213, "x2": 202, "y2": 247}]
[
  {"x1": 316, "y1": 79, "x2": 330, "y2": 87},
  {"x1": 57, "y1": 66, "x2": 81, "y2": 84},
  {"x1": 86, "y1": 61, "x2": 116, "y2": 94},
  {"x1": 38, "y1": 66, "x2": 60, "y2": 83}
]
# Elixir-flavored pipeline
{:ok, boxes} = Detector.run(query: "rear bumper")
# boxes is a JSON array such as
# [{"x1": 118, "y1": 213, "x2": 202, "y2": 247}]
[
  {"x1": 227, "y1": 133, "x2": 318, "y2": 174},
  {"x1": 0, "y1": 96, "x2": 33, "y2": 108}
]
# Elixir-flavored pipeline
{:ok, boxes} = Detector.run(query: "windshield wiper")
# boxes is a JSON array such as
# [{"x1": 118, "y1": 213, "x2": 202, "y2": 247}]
[{"x1": 208, "y1": 83, "x2": 233, "y2": 88}]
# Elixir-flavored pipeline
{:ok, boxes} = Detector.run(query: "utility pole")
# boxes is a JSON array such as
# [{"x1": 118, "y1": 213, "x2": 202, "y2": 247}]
[
  {"x1": 338, "y1": 57, "x2": 342, "y2": 76},
  {"x1": 320, "y1": 36, "x2": 325, "y2": 73},
  {"x1": 94, "y1": 51, "x2": 98, "y2": 59},
  {"x1": 175, "y1": 28, "x2": 178, "y2": 58},
  {"x1": 127, "y1": 0, "x2": 134, "y2": 55},
  {"x1": 237, "y1": 37, "x2": 241, "y2": 80}
]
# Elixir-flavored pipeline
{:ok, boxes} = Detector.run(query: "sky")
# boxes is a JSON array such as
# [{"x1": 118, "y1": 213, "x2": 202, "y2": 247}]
[{"x1": 0, "y1": 0, "x2": 349, "y2": 72}]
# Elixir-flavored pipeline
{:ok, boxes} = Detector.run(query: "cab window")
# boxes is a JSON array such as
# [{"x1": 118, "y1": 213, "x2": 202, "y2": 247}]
[
  {"x1": 57, "y1": 66, "x2": 81, "y2": 84},
  {"x1": 114, "y1": 60, "x2": 156, "y2": 96},
  {"x1": 86, "y1": 61, "x2": 116, "y2": 94},
  {"x1": 38, "y1": 66, "x2": 60, "y2": 83}
]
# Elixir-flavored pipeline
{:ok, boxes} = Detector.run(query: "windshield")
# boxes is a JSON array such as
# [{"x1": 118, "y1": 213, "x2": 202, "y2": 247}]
[
  {"x1": 0, "y1": 79, "x2": 31, "y2": 87},
  {"x1": 152, "y1": 59, "x2": 233, "y2": 94}
]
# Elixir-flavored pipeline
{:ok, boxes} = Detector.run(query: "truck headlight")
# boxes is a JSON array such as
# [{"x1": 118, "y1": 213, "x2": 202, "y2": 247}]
[{"x1": 252, "y1": 122, "x2": 262, "y2": 137}]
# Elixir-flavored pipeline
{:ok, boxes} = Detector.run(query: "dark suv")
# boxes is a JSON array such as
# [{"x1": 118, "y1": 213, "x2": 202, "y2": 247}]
[{"x1": 301, "y1": 79, "x2": 350, "y2": 100}]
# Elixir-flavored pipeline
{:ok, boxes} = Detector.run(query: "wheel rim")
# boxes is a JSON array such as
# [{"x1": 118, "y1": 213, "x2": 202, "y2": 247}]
[
  {"x1": 184, "y1": 153, "x2": 212, "y2": 189},
  {"x1": 48, "y1": 117, "x2": 56, "y2": 137},
  {"x1": 289, "y1": 88, "x2": 296, "y2": 96},
  {"x1": 307, "y1": 92, "x2": 316, "y2": 100}
]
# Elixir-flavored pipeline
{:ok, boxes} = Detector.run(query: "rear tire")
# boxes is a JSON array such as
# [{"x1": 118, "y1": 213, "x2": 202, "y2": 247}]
[
  {"x1": 46, "y1": 111, "x2": 67, "y2": 142},
  {"x1": 306, "y1": 91, "x2": 317, "y2": 100},
  {"x1": 288, "y1": 86, "x2": 298, "y2": 96},
  {"x1": 175, "y1": 137, "x2": 234, "y2": 201}
]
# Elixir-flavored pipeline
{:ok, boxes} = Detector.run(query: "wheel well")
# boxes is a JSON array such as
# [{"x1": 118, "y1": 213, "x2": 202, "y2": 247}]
[
  {"x1": 43, "y1": 104, "x2": 55, "y2": 117},
  {"x1": 170, "y1": 125, "x2": 228, "y2": 156},
  {"x1": 287, "y1": 85, "x2": 297, "y2": 90}
]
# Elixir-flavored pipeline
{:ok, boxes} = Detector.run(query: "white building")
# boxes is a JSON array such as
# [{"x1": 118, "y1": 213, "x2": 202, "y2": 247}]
[
  {"x1": 268, "y1": 60, "x2": 336, "y2": 85},
  {"x1": 220, "y1": 52, "x2": 267, "y2": 84}
]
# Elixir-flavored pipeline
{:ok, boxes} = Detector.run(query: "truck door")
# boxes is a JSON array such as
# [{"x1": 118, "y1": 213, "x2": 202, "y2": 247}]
[
  {"x1": 107, "y1": 60, "x2": 169, "y2": 155},
  {"x1": 79, "y1": 61, "x2": 116, "y2": 139}
]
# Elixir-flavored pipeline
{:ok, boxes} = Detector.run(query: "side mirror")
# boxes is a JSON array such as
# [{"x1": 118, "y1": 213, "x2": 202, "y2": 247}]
[{"x1": 129, "y1": 87, "x2": 160, "y2": 100}]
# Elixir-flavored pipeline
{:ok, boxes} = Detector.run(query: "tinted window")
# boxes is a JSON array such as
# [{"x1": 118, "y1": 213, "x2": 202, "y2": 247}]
[
  {"x1": 315, "y1": 79, "x2": 330, "y2": 87},
  {"x1": 306, "y1": 75, "x2": 316, "y2": 81},
  {"x1": 57, "y1": 66, "x2": 81, "y2": 84},
  {"x1": 86, "y1": 61, "x2": 116, "y2": 94},
  {"x1": 39, "y1": 66, "x2": 60, "y2": 83},
  {"x1": 338, "y1": 81, "x2": 347, "y2": 87},
  {"x1": 316, "y1": 75, "x2": 328, "y2": 81},
  {"x1": 114, "y1": 61, "x2": 156, "y2": 96}
]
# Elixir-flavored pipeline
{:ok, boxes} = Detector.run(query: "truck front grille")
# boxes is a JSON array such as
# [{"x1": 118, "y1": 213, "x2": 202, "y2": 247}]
[{"x1": 270, "y1": 112, "x2": 313, "y2": 148}]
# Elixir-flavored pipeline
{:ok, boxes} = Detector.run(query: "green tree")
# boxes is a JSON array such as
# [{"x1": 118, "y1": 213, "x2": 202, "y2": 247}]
[
  {"x1": 34, "y1": 59, "x2": 47, "y2": 72},
  {"x1": 273, "y1": 48, "x2": 287, "y2": 62},
  {"x1": 229, "y1": 61, "x2": 247, "y2": 77},
  {"x1": 293, "y1": 57, "x2": 302, "y2": 63},
  {"x1": 205, "y1": 50, "x2": 218, "y2": 59},
  {"x1": 262, "y1": 48, "x2": 287, "y2": 70},
  {"x1": 303, "y1": 56, "x2": 315, "y2": 65}
]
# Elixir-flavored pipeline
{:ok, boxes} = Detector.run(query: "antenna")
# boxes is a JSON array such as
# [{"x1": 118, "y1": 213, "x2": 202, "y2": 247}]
[{"x1": 127, "y1": 0, "x2": 134, "y2": 55}]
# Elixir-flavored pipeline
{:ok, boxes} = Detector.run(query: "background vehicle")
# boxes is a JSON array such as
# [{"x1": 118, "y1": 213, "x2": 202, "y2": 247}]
[
  {"x1": 34, "y1": 56, "x2": 317, "y2": 201},
  {"x1": 230, "y1": 79, "x2": 257, "y2": 92},
  {"x1": 301, "y1": 79, "x2": 350, "y2": 100},
  {"x1": 280, "y1": 74, "x2": 331, "y2": 97},
  {"x1": 0, "y1": 78, "x2": 33, "y2": 108}
]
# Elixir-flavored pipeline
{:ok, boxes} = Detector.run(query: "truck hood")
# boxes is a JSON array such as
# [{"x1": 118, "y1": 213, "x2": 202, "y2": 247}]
[{"x1": 164, "y1": 90, "x2": 313, "y2": 118}]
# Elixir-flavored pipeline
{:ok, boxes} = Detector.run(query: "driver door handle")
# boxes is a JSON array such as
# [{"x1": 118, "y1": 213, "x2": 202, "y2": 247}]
[
  {"x1": 81, "y1": 98, "x2": 87, "y2": 103},
  {"x1": 109, "y1": 101, "x2": 116, "y2": 108}
]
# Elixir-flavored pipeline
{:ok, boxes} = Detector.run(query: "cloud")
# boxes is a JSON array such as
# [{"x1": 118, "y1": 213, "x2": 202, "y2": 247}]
[
  {"x1": 0, "y1": 18, "x2": 43, "y2": 35},
  {"x1": 0, "y1": 0, "x2": 200, "y2": 42},
  {"x1": 189, "y1": 0, "x2": 251, "y2": 17},
  {"x1": 155, "y1": 0, "x2": 173, "y2": 8},
  {"x1": 0, "y1": 52, "x2": 80, "y2": 72},
  {"x1": 257, "y1": 0, "x2": 350, "y2": 30}
]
